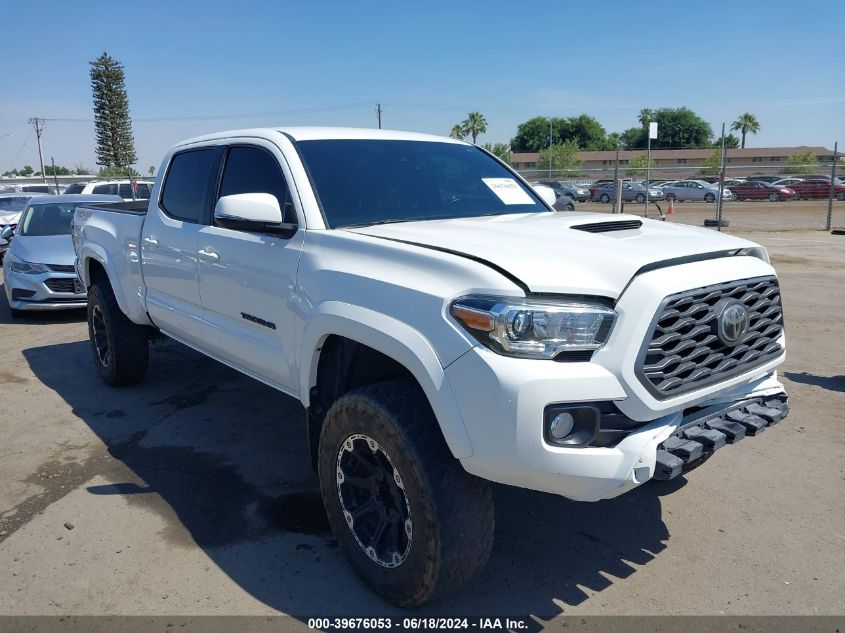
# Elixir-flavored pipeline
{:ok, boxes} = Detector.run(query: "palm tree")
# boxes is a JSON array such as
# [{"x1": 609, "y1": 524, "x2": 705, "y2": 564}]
[
  {"x1": 148, "y1": 165, "x2": 156, "y2": 176},
  {"x1": 461, "y1": 112, "x2": 488, "y2": 144},
  {"x1": 730, "y1": 113, "x2": 760, "y2": 148},
  {"x1": 449, "y1": 124, "x2": 464, "y2": 140}
]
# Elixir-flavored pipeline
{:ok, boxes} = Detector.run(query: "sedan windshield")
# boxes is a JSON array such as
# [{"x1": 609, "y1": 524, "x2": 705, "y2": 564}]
[
  {"x1": 297, "y1": 140, "x2": 546, "y2": 228},
  {"x1": 19, "y1": 203, "x2": 77, "y2": 236}
]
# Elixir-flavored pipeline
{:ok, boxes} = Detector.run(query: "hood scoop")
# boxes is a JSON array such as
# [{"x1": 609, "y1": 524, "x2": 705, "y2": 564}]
[{"x1": 571, "y1": 219, "x2": 643, "y2": 233}]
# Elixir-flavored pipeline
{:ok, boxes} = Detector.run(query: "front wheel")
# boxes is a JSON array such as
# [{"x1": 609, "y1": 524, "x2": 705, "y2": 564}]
[
  {"x1": 704, "y1": 193, "x2": 716, "y2": 203},
  {"x1": 599, "y1": 193, "x2": 610, "y2": 203},
  {"x1": 769, "y1": 192, "x2": 779, "y2": 202},
  {"x1": 318, "y1": 380, "x2": 494, "y2": 607},
  {"x1": 635, "y1": 193, "x2": 645, "y2": 203},
  {"x1": 87, "y1": 282, "x2": 150, "y2": 386},
  {"x1": 838, "y1": 192, "x2": 845, "y2": 201}
]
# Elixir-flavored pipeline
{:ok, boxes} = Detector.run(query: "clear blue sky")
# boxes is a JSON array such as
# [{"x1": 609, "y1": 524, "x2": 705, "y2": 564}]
[{"x1": 2, "y1": 0, "x2": 843, "y2": 172}]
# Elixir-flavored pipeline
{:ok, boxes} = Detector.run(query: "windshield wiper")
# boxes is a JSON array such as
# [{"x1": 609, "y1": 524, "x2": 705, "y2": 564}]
[{"x1": 341, "y1": 218, "x2": 416, "y2": 229}]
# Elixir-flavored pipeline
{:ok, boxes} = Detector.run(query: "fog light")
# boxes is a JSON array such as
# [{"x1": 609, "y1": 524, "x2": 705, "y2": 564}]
[{"x1": 549, "y1": 412, "x2": 574, "y2": 440}]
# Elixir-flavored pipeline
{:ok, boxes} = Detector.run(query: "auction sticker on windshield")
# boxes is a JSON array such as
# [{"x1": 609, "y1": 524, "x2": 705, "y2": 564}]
[{"x1": 481, "y1": 178, "x2": 534, "y2": 205}]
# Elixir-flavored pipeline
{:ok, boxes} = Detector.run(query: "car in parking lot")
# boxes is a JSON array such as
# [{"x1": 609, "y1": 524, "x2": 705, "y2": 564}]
[
  {"x1": 591, "y1": 182, "x2": 663, "y2": 203},
  {"x1": 787, "y1": 178, "x2": 845, "y2": 200},
  {"x1": 658, "y1": 180, "x2": 733, "y2": 202},
  {"x1": 62, "y1": 179, "x2": 154, "y2": 201},
  {"x1": 728, "y1": 181, "x2": 796, "y2": 201},
  {"x1": 0, "y1": 192, "x2": 48, "y2": 257},
  {"x1": 538, "y1": 180, "x2": 589, "y2": 202},
  {"x1": 2, "y1": 194, "x2": 122, "y2": 315}
]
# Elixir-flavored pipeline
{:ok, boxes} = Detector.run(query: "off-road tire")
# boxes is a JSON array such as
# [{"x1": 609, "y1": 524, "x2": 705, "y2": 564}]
[
  {"x1": 87, "y1": 282, "x2": 150, "y2": 386},
  {"x1": 318, "y1": 379, "x2": 494, "y2": 607}
]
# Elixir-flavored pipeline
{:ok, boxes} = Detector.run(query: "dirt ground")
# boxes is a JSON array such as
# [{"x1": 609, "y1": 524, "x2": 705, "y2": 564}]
[{"x1": 0, "y1": 227, "x2": 843, "y2": 625}]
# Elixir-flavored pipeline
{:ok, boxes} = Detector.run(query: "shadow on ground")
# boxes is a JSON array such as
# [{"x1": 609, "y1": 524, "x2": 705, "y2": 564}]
[
  {"x1": 784, "y1": 371, "x2": 845, "y2": 393},
  {"x1": 22, "y1": 338, "x2": 672, "y2": 621}
]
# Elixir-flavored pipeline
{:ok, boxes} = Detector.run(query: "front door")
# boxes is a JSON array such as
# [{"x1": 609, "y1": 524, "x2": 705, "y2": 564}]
[{"x1": 195, "y1": 143, "x2": 304, "y2": 393}]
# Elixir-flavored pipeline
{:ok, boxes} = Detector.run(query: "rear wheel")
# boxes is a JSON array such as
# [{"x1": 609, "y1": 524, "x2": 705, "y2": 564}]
[
  {"x1": 87, "y1": 282, "x2": 150, "y2": 386},
  {"x1": 318, "y1": 380, "x2": 494, "y2": 607},
  {"x1": 704, "y1": 193, "x2": 716, "y2": 203},
  {"x1": 635, "y1": 193, "x2": 646, "y2": 203},
  {"x1": 838, "y1": 192, "x2": 845, "y2": 201},
  {"x1": 768, "y1": 192, "x2": 779, "y2": 202},
  {"x1": 599, "y1": 193, "x2": 610, "y2": 203}
]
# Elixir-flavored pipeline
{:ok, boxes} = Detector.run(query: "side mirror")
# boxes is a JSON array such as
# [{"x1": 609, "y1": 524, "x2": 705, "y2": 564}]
[
  {"x1": 213, "y1": 193, "x2": 296, "y2": 236},
  {"x1": 0, "y1": 225, "x2": 14, "y2": 241},
  {"x1": 532, "y1": 184, "x2": 558, "y2": 208}
]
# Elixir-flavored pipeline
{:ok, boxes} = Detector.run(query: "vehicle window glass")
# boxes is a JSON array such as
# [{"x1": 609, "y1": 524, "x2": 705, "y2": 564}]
[
  {"x1": 23, "y1": 186, "x2": 48, "y2": 193},
  {"x1": 161, "y1": 149, "x2": 217, "y2": 223},
  {"x1": 92, "y1": 183, "x2": 116, "y2": 195},
  {"x1": 19, "y1": 203, "x2": 76, "y2": 236},
  {"x1": 136, "y1": 183, "x2": 151, "y2": 198},
  {"x1": 218, "y1": 146, "x2": 293, "y2": 223},
  {"x1": 0, "y1": 196, "x2": 30, "y2": 212},
  {"x1": 63, "y1": 183, "x2": 85, "y2": 194},
  {"x1": 118, "y1": 183, "x2": 132, "y2": 198},
  {"x1": 297, "y1": 140, "x2": 545, "y2": 228}
]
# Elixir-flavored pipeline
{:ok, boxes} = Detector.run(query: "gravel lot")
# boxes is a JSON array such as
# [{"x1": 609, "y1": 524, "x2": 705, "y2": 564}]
[{"x1": 0, "y1": 228, "x2": 843, "y2": 624}]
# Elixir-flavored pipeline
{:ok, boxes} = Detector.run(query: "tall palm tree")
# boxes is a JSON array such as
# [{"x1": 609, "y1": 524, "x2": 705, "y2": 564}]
[
  {"x1": 730, "y1": 113, "x2": 760, "y2": 148},
  {"x1": 449, "y1": 124, "x2": 464, "y2": 140},
  {"x1": 461, "y1": 112, "x2": 488, "y2": 144}
]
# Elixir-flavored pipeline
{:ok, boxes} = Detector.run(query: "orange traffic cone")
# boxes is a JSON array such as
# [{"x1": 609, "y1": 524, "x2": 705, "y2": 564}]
[{"x1": 667, "y1": 199, "x2": 675, "y2": 215}]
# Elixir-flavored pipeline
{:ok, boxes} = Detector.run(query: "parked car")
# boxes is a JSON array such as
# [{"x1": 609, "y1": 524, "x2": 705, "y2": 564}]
[
  {"x1": 658, "y1": 180, "x2": 733, "y2": 202},
  {"x1": 588, "y1": 178, "x2": 631, "y2": 197},
  {"x1": 62, "y1": 179, "x2": 154, "y2": 201},
  {"x1": 745, "y1": 176, "x2": 783, "y2": 184},
  {"x1": 787, "y1": 178, "x2": 845, "y2": 200},
  {"x1": 538, "y1": 180, "x2": 589, "y2": 202},
  {"x1": 771, "y1": 178, "x2": 804, "y2": 188},
  {"x1": 591, "y1": 182, "x2": 664, "y2": 203},
  {"x1": 2, "y1": 194, "x2": 122, "y2": 315},
  {"x1": 728, "y1": 181, "x2": 796, "y2": 201},
  {"x1": 73, "y1": 127, "x2": 789, "y2": 606},
  {"x1": 0, "y1": 192, "x2": 48, "y2": 258}
]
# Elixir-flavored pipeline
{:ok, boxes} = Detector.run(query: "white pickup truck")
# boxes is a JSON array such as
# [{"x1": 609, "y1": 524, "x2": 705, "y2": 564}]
[{"x1": 73, "y1": 127, "x2": 789, "y2": 606}]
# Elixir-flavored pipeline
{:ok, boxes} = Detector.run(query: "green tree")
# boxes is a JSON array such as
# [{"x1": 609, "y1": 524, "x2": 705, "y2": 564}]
[
  {"x1": 148, "y1": 165, "x2": 156, "y2": 177},
  {"x1": 74, "y1": 163, "x2": 92, "y2": 175},
  {"x1": 700, "y1": 150, "x2": 722, "y2": 176},
  {"x1": 783, "y1": 150, "x2": 818, "y2": 175},
  {"x1": 621, "y1": 107, "x2": 713, "y2": 149},
  {"x1": 449, "y1": 124, "x2": 464, "y2": 140},
  {"x1": 511, "y1": 116, "x2": 558, "y2": 152},
  {"x1": 44, "y1": 164, "x2": 71, "y2": 176},
  {"x1": 560, "y1": 114, "x2": 608, "y2": 150},
  {"x1": 626, "y1": 153, "x2": 650, "y2": 175},
  {"x1": 20, "y1": 165, "x2": 34, "y2": 176},
  {"x1": 90, "y1": 52, "x2": 137, "y2": 169},
  {"x1": 98, "y1": 165, "x2": 140, "y2": 178},
  {"x1": 461, "y1": 112, "x2": 488, "y2": 144},
  {"x1": 482, "y1": 142, "x2": 512, "y2": 164},
  {"x1": 536, "y1": 141, "x2": 581, "y2": 172},
  {"x1": 713, "y1": 133, "x2": 740, "y2": 149},
  {"x1": 730, "y1": 113, "x2": 760, "y2": 149},
  {"x1": 511, "y1": 114, "x2": 609, "y2": 152}
]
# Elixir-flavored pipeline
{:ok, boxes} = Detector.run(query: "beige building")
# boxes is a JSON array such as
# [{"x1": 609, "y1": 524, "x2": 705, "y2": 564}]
[{"x1": 511, "y1": 146, "x2": 838, "y2": 176}]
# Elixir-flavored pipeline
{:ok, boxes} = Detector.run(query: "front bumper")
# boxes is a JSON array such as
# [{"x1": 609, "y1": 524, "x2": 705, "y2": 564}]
[
  {"x1": 3, "y1": 268, "x2": 87, "y2": 311},
  {"x1": 444, "y1": 255, "x2": 787, "y2": 502}
]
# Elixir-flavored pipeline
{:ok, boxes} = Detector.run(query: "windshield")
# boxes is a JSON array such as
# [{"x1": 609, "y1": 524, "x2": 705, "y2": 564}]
[
  {"x1": 297, "y1": 140, "x2": 546, "y2": 228},
  {"x1": 0, "y1": 197, "x2": 31, "y2": 213},
  {"x1": 19, "y1": 203, "x2": 77, "y2": 236}
]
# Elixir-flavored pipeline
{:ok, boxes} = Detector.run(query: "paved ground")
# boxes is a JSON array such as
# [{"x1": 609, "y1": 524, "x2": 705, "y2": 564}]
[{"x1": 0, "y1": 229, "x2": 843, "y2": 624}]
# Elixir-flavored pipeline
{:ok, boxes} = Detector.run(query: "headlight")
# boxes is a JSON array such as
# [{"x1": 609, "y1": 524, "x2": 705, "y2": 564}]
[
  {"x1": 450, "y1": 295, "x2": 616, "y2": 359},
  {"x1": 9, "y1": 259, "x2": 48, "y2": 274}
]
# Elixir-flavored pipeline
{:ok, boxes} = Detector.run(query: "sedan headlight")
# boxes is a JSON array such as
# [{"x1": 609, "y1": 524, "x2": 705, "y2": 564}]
[
  {"x1": 450, "y1": 295, "x2": 616, "y2": 359},
  {"x1": 9, "y1": 259, "x2": 48, "y2": 274}
]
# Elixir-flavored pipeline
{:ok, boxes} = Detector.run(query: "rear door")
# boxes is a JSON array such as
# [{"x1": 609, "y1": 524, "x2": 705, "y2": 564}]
[
  {"x1": 141, "y1": 147, "x2": 221, "y2": 341},
  {"x1": 195, "y1": 142, "x2": 305, "y2": 393}
]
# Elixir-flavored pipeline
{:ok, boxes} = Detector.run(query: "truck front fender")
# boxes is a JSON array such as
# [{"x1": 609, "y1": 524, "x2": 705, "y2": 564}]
[{"x1": 299, "y1": 301, "x2": 474, "y2": 459}]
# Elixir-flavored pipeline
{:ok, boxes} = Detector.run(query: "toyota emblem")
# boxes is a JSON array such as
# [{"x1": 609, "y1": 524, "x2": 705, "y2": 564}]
[{"x1": 717, "y1": 301, "x2": 750, "y2": 346}]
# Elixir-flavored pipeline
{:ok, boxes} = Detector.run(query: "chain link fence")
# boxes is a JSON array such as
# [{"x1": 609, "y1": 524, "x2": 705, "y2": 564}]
[{"x1": 517, "y1": 155, "x2": 844, "y2": 233}]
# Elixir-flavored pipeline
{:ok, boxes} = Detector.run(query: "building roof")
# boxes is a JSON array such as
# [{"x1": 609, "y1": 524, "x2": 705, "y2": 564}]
[{"x1": 512, "y1": 146, "x2": 836, "y2": 162}]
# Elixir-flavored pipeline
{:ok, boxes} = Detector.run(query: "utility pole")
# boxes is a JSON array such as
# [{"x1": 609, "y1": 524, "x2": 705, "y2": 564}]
[
  {"x1": 715, "y1": 122, "x2": 727, "y2": 232},
  {"x1": 376, "y1": 103, "x2": 382, "y2": 129},
  {"x1": 612, "y1": 143, "x2": 620, "y2": 213},
  {"x1": 548, "y1": 117, "x2": 553, "y2": 179},
  {"x1": 28, "y1": 117, "x2": 47, "y2": 183},
  {"x1": 826, "y1": 141, "x2": 838, "y2": 231},
  {"x1": 50, "y1": 157, "x2": 60, "y2": 192}
]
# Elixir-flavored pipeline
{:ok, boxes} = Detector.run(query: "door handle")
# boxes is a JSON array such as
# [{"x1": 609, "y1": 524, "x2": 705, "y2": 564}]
[
  {"x1": 143, "y1": 237, "x2": 158, "y2": 248},
  {"x1": 198, "y1": 248, "x2": 220, "y2": 263}
]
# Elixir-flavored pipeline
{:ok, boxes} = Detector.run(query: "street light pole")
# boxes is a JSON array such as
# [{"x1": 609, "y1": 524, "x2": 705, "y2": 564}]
[{"x1": 548, "y1": 117, "x2": 553, "y2": 179}]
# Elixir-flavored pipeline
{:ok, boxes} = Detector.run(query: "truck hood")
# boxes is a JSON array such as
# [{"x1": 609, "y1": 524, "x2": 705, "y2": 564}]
[{"x1": 347, "y1": 212, "x2": 758, "y2": 298}]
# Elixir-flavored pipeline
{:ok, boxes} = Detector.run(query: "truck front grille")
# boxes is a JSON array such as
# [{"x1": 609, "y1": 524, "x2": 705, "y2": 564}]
[{"x1": 637, "y1": 276, "x2": 783, "y2": 399}]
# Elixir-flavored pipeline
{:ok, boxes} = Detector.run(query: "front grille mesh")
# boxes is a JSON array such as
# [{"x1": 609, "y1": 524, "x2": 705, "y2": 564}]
[
  {"x1": 44, "y1": 278, "x2": 78, "y2": 293},
  {"x1": 638, "y1": 276, "x2": 783, "y2": 398},
  {"x1": 46, "y1": 264, "x2": 76, "y2": 273}
]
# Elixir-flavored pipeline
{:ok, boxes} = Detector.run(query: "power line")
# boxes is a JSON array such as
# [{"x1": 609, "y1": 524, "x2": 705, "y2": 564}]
[{"x1": 43, "y1": 102, "x2": 373, "y2": 124}]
